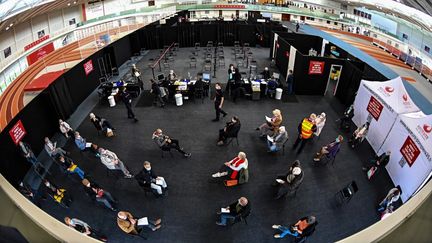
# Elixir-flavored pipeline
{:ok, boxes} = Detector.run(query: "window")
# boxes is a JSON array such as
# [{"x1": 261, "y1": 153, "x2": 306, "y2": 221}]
[
  {"x1": 425, "y1": 46, "x2": 430, "y2": 53},
  {"x1": 37, "y1": 30, "x2": 45, "y2": 39},
  {"x1": 334, "y1": 22, "x2": 338, "y2": 25},
  {"x1": 327, "y1": 20, "x2": 330, "y2": 24},
  {"x1": 204, "y1": 10, "x2": 210, "y2": 14},
  {"x1": 402, "y1": 33, "x2": 408, "y2": 40},
  {"x1": 69, "y1": 18, "x2": 76, "y2": 25},
  {"x1": 3, "y1": 46, "x2": 11, "y2": 58}
]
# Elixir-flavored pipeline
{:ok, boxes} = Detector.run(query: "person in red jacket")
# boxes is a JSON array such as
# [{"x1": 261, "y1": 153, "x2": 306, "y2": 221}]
[
  {"x1": 292, "y1": 114, "x2": 317, "y2": 154},
  {"x1": 211, "y1": 152, "x2": 248, "y2": 180}
]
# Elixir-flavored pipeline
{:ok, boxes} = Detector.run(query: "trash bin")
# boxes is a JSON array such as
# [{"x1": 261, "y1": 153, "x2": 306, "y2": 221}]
[
  {"x1": 175, "y1": 93, "x2": 183, "y2": 106},
  {"x1": 275, "y1": 88, "x2": 283, "y2": 100},
  {"x1": 108, "y1": 95, "x2": 116, "y2": 107}
]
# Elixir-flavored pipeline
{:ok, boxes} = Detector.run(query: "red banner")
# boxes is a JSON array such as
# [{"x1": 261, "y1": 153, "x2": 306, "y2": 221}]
[
  {"x1": 83, "y1": 60, "x2": 94, "y2": 76},
  {"x1": 308, "y1": 61, "x2": 324, "y2": 75},
  {"x1": 26, "y1": 43, "x2": 55, "y2": 65},
  {"x1": 9, "y1": 120, "x2": 26, "y2": 145},
  {"x1": 400, "y1": 136, "x2": 420, "y2": 167},
  {"x1": 24, "y1": 35, "x2": 50, "y2": 51},
  {"x1": 367, "y1": 96, "x2": 384, "y2": 121},
  {"x1": 214, "y1": 4, "x2": 245, "y2": 9}
]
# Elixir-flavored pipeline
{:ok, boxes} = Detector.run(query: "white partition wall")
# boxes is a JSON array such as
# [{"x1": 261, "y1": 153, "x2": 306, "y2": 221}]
[{"x1": 352, "y1": 77, "x2": 420, "y2": 152}]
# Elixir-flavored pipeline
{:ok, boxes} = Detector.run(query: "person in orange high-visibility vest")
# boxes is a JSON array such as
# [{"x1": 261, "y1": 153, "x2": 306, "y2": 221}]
[{"x1": 292, "y1": 114, "x2": 317, "y2": 154}]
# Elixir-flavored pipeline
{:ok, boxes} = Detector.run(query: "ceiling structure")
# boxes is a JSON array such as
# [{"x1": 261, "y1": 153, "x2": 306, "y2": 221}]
[
  {"x1": 400, "y1": 0, "x2": 432, "y2": 17},
  {"x1": 0, "y1": 0, "x2": 86, "y2": 33}
]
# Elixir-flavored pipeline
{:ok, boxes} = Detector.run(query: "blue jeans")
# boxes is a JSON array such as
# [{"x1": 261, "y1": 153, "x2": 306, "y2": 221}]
[
  {"x1": 96, "y1": 191, "x2": 115, "y2": 209},
  {"x1": 70, "y1": 167, "x2": 85, "y2": 179},
  {"x1": 267, "y1": 140, "x2": 280, "y2": 152},
  {"x1": 378, "y1": 200, "x2": 388, "y2": 212},
  {"x1": 219, "y1": 213, "x2": 236, "y2": 225},
  {"x1": 287, "y1": 82, "x2": 293, "y2": 95},
  {"x1": 277, "y1": 225, "x2": 299, "y2": 238}
]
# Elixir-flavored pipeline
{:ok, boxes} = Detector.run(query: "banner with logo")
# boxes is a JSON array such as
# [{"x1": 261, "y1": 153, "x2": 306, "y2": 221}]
[
  {"x1": 353, "y1": 77, "x2": 420, "y2": 152},
  {"x1": 380, "y1": 112, "x2": 432, "y2": 202}
]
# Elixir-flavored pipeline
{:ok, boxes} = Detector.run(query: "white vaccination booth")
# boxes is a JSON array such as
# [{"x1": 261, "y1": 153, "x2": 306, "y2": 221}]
[
  {"x1": 379, "y1": 111, "x2": 432, "y2": 202},
  {"x1": 352, "y1": 77, "x2": 420, "y2": 152}
]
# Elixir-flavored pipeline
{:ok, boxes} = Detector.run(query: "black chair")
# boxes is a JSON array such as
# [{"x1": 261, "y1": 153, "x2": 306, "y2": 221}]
[
  {"x1": 335, "y1": 181, "x2": 358, "y2": 204},
  {"x1": 230, "y1": 209, "x2": 251, "y2": 226},
  {"x1": 153, "y1": 140, "x2": 173, "y2": 158},
  {"x1": 194, "y1": 85, "x2": 204, "y2": 103},
  {"x1": 281, "y1": 139, "x2": 289, "y2": 155},
  {"x1": 226, "y1": 125, "x2": 241, "y2": 146}
]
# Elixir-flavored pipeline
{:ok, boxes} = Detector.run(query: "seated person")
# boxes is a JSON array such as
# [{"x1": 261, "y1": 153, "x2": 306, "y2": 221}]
[
  {"x1": 313, "y1": 135, "x2": 343, "y2": 162},
  {"x1": 378, "y1": 186, "x2": 401, "y2": 213},
  {"x1": 43, "y1": 179, "x2": 72, "y2": 208},
  {"x1": 135, "y1": 161, "x2": 167, "y2": 196},
  {"x1": 272, "y1": 216, "x2": 317, "y2": 239},
  {"x1": 348, "y1": 122, "x2": 370, "y2": 148},
  {"x1": 82, "y1": 178, "x2": 117, "y2": 211},
  {"x1": 152, "y1": 129, "x2": 191, "y2": 157},
  {"x1": 98, "y1": 147, "x2": 133, "y2": 178},
  {"x1": 261, "y1": 67, "x2": 271, "y2": 80},
  {"x1": 117, "y1": 211, "x2": 161, "y2": 235},
  {"x1": 74, "y1": 131, "x2": 100, "y2": 157},
  {"x1": 212, "y1": 152, "x2": 248, "y2": 180},
  {"x1": 257, "y1": 109, "x2": 283, "y2": 136},
  {"x1": 338, "y1": 104, "x2": 354, "y2": 131},
  {"x1": 266, "y1": 79, "x2": 279, "y2": 98},
  {"x1": 168, "y1": 70, "x2": 177, "y2": 81},
  {"x1": 272, "y1": 160, "x2": 304, "y2": 199},
  {"x1": 362, "y1": 151, "x2": 391, "y2": 177},
  {"x1": 217, "y1": 116, "x2": 241, "y2": 146},
  {"x1": 58, "y1": 155, "x2": 85, "y2": 179},
  {"x1": 64, "y1": 217, "x2": 107, "y2": 242},
  {"x1": 150, "y1": 79, "x2": 165, "y2": 107},
  {"x1": 59, "y1": 119, "x2": 74, "y2": 138},
  {"x1": 89, "y1": 113, "x2": 115, "y2": 134},
  {"x1": 44, "y1": 137, "x2": 67, "y2": 158},
  {"x1": 267, "y1": 126, "x2": 288, "y2": 152},
  {"x1": 216, "y1": 197, "x2": 251, "y2": 226}
]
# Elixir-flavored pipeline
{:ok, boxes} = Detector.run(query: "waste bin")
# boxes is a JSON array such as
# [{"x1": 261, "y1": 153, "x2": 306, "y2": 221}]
[
  {"x1": 175, "y1": 93, "x2": 183, "y2": 106},
  {"x1": 108, "y1": 95, "x2": 116, "y2": 107},
  {"x1": 275, "y1": 88, "x2": 283, "y2": 100}
]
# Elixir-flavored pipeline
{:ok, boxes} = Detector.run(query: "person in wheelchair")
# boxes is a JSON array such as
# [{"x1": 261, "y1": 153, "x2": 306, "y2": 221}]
[
  {"x1": 135, "y1": 161, "x2": 167, "y2": 196},
  {"x1": 212, "y1": 152, "x2": 248, "y2": 180},
  {"x1": 43, "y1": 179, "x2": 73, "y2": 208},
  {"x1": 217, "y1": 116, "x2": 241, "y2": 146},
  {"x1": 313, "y1": 135, "x2": 343, "y2": 162},
  {"x1": 272, "y1": 215, "x2": 317, "y2": 239},
  {"x1": 216, "y1": 197, "x2": 251, "y2": 226},
  {"x1": 272, "y1": 160, "x2": 304, "y2": 199}
]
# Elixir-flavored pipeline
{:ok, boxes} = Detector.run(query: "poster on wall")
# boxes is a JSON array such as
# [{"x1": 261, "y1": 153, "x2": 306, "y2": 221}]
[
  {"x1": 308, "y1": 61, "x2": 324, "y2": 75},
  {"x1": 26, "y1": 43, "x2": 55, "y2": 65},
  {"x1": 83, "y1": 60, "x2": 94, "y2": 76},
  {"x1": 3, "y1": 47, "x2": 11, "y2": 58},
  {"x1": 9, "y1": 120, "x2": 26, "y2": 145}
]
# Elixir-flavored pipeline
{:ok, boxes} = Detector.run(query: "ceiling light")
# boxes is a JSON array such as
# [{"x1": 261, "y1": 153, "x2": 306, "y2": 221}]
[
  {"x1": 73, "y1": 1, "x2": 77, "y2": 4},
  {"x1": 67, "y1": 3, "x2": 71, "y2": 6},
  {"x1": 6, "y1": 26, "x2": 9, "y2": 30}
]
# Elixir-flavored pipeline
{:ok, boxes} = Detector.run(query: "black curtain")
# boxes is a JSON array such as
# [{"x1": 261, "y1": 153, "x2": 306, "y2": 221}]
[
  {"x1": 274, "y1": 37, "x2": 290, "y2": 79},
  {"x1": 48, "y1": 76, "x2": 74, "y2": 119},
  {"x1": 335, "y1": 61, "x2": 364, "y2": 105}
]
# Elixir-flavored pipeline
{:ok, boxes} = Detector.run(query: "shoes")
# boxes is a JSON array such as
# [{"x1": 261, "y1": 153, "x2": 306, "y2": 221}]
[
  {"x1": 216, "y1": 221, "x2": 225, "y2": 226},
  {"x1": 362, "y1": 167, "x2": 367, "y2": 171},
  {"x1": 110, "y1": 207, "x2": 117, "y2": 212},
  {"x1": 223, "y1": 113, "x2": 227, "y2": 117},
  {"x1": 184, "y1": 153, "x2": 191, "y2": 158},
  {"x1": 272, "y1": 225, "x2": 280, "y2": 229},
  {"x1": 212, "y1": 172, "x2": 221, "y2": 178},
  {"x1": 274, "y1": 234, "x2": 281, "y2": 239},
  {"x1": 134, "y1": 118, "x2": 139, "y2": 122},
  {"x1": 155, "y1": 218, "x2": 162, "y2": 225},
  {"x1": 152, "y1": 225, "x2": 162, "y2": 231},
  {"x1": 255, "y1": 127, "x2": 260, "y2": 131},
  {"x1": 124, "y1": 174, "x2": 134, "y2": 179},
  {"x1": 217, "y1": 141, "x2": 224, "y2": 146},
  {"x1": 212, "y1": 119, "x2": 219, "y2": 122},
  {"x1": 313, "y1": 158, "x2": 320, "y2": 162}
]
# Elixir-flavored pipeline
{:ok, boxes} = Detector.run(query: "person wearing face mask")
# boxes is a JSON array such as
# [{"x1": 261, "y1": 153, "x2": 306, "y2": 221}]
[
  {"x1": 217, "y1": 116, "x2": 241, "y2": 146},
  {"x1": 216, "y1": 197, "x2": 251, "y2": 226},
  {"x1": 349, "y1": 122, "x2": 370, "y2": 148},
  {"x1": 212, "y1": 83, "x2": 227, "y2": 122},
  {"x1": 267, "y1": 126, "x2": 288, "y2": 153},
  {"x1": 313, "y1": 135, "x2": 343, "y2": 162},
  {"x1": 82, "y1": 178, "x2": 117, "y2": 211},
  {"x1": 261, "y1": 67, "x2": 271, "y2": 80},
  {"x1": 135, "y1": 161, "x2": 167, "y2": 196},
  {"x1": 272, "y1": 160, "x2": 304, "y2": 199}
]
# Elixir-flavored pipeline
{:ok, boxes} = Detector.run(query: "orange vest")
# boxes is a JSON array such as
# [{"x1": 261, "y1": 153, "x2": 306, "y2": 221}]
[{"x1": 301, "y1": 118, "x2": 314, "y2": 139}]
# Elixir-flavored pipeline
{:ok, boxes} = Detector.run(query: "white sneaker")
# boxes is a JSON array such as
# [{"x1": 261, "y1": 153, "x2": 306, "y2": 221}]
[
  {"x1": 212, "y1": 172, "x2": 221, "y2": 178},
  {"x1": 272, "y1": 225, "x2": 280, "y2": 229}
]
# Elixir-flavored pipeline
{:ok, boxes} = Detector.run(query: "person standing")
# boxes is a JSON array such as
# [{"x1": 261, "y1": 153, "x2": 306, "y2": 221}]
[
  {"x1": 120, "y1": 87, "x2": 138, "y2": 122},
  {"x1": 59, "y1": 119, "x2": 74, "y2": 138},
  {"x1": 292, "y1": 114, "x2": 317, "y2": 154},
  {"x1": 19, "y1": 141, "x2": 38, "y2": 165},
  {"x1": 212, "y1": 83, "x2": 227, "y2": 122},
  {"x1": 313, "y1": 112, "x2": 326, "y2": 138},
  {"x1": 286, "y1": 70, "x2": 294, "y2": 95},
  {"x1": 131, "y1": 64, "x2": 143, "y2": 90},
  {"x1": 295, "y1": 22, "x2": 300, "y2": 32}
]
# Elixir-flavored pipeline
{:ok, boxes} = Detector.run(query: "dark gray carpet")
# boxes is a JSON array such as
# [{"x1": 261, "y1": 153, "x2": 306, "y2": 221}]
[{"x1": 40, "y1": 94, "x2": 394, "y2": 243}]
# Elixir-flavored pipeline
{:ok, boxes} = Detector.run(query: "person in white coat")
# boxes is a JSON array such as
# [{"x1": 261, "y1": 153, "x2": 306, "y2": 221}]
[
  {"x1": 314, "y1": 112, "x2": 326, "y2": 138},
  {"x1": 98, "y1": 147, "x2": 133, "y2": 178},
  {"x1": 59, "y1": 119, "x2": 74, "y2": 138}
]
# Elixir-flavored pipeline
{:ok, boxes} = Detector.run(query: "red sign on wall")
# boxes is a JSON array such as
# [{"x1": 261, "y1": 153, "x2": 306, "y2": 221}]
[
  {"x1": 214, "y1": 4, "x2": 245, "y2": 9},
  {"x1": 400, "y1": 136, "x2": 420, "y2": 167},
  {"x1": 9, "y1": 120, "x2": 26, "y2": 145},
  {"x1": 308, "y1": 61, "x2": 324, "y2": 75},
  {"x1": 367, "y1": 96, "x2": 384, "y2": 121},
  {"x1": 24, "y1": 35, "x2": 50, "y2": 51},
  {"x1": 26, "y1": 43, "x2": 55, "y2": 65},
  {"x1": 83, "y1": 60, "x2": 94, "y2": 76}
]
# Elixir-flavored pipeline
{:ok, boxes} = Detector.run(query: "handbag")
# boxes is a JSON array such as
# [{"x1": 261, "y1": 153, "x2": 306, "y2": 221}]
[{"x1": 224, "y1": 179, "x2": 238, "y2": 187}]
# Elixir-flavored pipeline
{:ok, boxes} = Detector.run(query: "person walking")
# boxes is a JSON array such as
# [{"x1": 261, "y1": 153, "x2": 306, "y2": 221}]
[
  {"x1": 212, "y1": 83, "x2": 227, "y2": 122},
  {"x1": 120, "y1": 87, "x2": 138, "y2": 122},
  {"x1": 292, "y1": 114, "x2": 317, "y2": 154}
]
